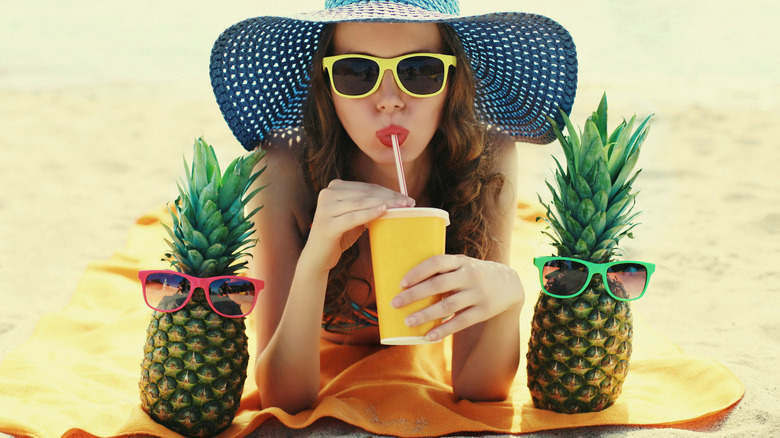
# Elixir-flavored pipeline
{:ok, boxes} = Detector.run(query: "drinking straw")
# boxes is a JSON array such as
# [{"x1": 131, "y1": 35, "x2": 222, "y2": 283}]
[{"x1": 391, "y1": 134, "x2": 408, "y2": 196}]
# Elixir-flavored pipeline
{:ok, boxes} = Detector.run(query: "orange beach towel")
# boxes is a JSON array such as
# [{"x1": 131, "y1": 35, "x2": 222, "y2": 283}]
[{"x1": 0, "y1": 205, "x2": 743, "y2": 437}]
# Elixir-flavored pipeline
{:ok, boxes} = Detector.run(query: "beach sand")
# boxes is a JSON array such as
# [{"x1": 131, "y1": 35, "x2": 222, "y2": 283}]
[{"x1": 2, "y1": 0, "x2": 779, "y2": 436}]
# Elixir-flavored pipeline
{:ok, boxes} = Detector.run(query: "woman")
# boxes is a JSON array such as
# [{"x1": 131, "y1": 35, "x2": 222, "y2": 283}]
[{"x1": 209, "y1": 0, "x2": 578, "y2": 414}]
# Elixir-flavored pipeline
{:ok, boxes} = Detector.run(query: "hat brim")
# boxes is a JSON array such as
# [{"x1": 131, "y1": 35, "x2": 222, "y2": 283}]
[{"x1": 210, "y1": 4, "x2": 577, "y2": 151}]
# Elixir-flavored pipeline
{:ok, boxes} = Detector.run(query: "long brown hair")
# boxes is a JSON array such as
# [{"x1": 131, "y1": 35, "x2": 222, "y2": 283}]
[{"x1": 302, "y1": 23, "x2": 506, "y2": 331}]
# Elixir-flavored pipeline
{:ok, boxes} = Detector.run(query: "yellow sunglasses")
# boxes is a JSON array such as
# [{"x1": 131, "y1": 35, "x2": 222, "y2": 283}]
[{"x1": 322, "y1": 53, "x2": 457, "y2": 99}]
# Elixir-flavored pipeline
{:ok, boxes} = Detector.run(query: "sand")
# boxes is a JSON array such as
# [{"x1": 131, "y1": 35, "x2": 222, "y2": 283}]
[{"x1": 2, "y1": 0, "x2": 779, "y2": 436}]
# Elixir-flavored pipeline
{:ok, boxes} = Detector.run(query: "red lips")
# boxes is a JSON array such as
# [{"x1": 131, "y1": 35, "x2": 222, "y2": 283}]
[{"x1": 376, "y1": 125, "x2": 409, "y2": 148}]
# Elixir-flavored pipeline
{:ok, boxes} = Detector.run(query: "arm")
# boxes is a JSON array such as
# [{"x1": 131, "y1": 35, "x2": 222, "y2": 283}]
[
  {"x1": 249, "y1": 141, "x2": 320, "y2": 413},
  {"x1": 392, "y1": 137, "x2": 524, "y2": 401},
  {"x1": 250, "y1": 141, "x2": 414, "y2": 413}
]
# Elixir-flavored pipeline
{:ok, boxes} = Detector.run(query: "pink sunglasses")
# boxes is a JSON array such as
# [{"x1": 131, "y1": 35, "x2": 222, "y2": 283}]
[{"x1": 138, "y1": 270, "x2": 264, "y2": 318}]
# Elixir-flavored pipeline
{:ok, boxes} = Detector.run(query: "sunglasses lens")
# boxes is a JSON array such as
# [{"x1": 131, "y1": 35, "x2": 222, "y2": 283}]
[
  {"x1": 397, "y1": 56, "x2": 446, "y2": 95},
  {"x1": 208, "y1": 279, "x2": 257, "y2": 317},
  {"x1": 331, "y1": 57, "x2": 380, "y2": 96},
  {"x1": 143, "y1": 272, "x2": 190, "y2": 311},
  {"x1": 541, "y1": 259, "x2": 589, "y2": 297},
  {"x1": 606, "y1": 263, "x2": 648, "y2": 300}
]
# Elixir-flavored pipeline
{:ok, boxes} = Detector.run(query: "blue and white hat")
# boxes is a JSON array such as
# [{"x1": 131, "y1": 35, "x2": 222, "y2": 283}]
[{"x1": 210, "y1": 0, "x2": 578, "y2": 151}]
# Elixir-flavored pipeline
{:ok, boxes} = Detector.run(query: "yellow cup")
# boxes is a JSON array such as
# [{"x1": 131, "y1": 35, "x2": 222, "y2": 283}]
[{"x1": 367, "y1": 207, "x2": 450, "y2": 345}]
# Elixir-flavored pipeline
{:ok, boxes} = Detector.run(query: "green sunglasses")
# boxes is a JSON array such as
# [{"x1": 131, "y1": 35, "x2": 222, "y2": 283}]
[
  {"x1": 322, "y1": 53, "x2": 457, "y2": 99},
  {"x1": 533, "y1": 256, "x2": 655, "y2": 301}
]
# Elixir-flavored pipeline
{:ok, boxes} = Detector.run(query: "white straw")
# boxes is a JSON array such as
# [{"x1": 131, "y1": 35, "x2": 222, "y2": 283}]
[{"x1": 391, "y1": 134, "x2": 408, "y2": 196}]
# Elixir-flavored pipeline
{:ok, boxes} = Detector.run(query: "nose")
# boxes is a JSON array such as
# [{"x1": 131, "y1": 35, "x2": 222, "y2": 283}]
[{"x1": 375, "y1": 69, "x2": 404, "y2": 112}]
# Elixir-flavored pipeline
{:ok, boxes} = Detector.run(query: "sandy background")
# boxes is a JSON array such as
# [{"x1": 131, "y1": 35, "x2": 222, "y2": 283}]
[{"x1": 2, "y1": 0, "x2": 779, "y2": 436}]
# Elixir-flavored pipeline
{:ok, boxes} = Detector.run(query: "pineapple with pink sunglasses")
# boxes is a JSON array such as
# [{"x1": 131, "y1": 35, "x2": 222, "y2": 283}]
[{"x1": 138, "y1": 138, "x2": 264, "y2": 436}]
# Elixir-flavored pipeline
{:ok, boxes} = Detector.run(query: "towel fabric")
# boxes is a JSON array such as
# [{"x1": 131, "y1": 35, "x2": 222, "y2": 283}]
[{"x1": 0, "y1": 204, "x2": 743, "y2": 437}]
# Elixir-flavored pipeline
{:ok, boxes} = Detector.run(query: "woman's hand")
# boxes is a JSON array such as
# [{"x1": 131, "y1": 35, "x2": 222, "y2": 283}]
[
  {"x1": 305, "y1": 179, "x2": 415, "y2": 272},
  {"x1": 391, "y1": 254, "x2": 524, "y2": 342}
]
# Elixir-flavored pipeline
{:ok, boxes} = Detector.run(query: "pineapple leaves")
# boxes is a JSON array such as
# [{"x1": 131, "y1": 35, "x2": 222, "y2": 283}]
[
  {"x1": 561, "y1": 109, "x2": 581, "y2": 153},
  {"x1": 547, "y1": 115, "x2": 578, "y2": 173},
  {"x1": 580, "y1": 120, "x2": 604, "y2": 178},
  {"x1": 192, "y1": 140, "x2": 210, "y2": 194},
  {"x1": 196, "y1": 200, "x2": 218, "y2": 230},
  {"x1": 564, "y1": 186, "x2": 579, "y2": 213},
  {"x1": 593, "y1": 160, "x2": 611, "y2": 195},
  {"x1": 538, "y1": 94, "x2": 653, "y2": 262},
  {"x1": 218, "y1": 163, "x2": 242, "y2": 211},
  {"x1": 202, "y1": 138, "x2": 221, "y2": 181},
  {"x1": 187, "y1": 249, "x2": 205, "y2": 272},
  {"x1": 608, "y1": 116, "x2": 634, "y2": 180},
  {"x1": 573, "y1": 174, "x2": 592, "y2": 200},
  {"x1": 580, "y1": 225, "x2": 597, "y2": 250},
  {"x1": 592, "y1": 190, "x2": 609, "y2": 213},
  {"x1": 626, "y1": 114, "x2": 654, "y2": 158},
  {"x1": 610, "y1": 152, "x2": 641, "y2": 199},
  {"x1": 591, "y1": 211, "x2": 607, "y2": 238},
  {"x1": 201, "y1": 209, "x2": 224, "y2": 239},
  {"x1": 208, "y1": 225, "x2": 229, "y2": 245},
  {"x1": 204, "y1": 243, "x2": 225, "y2": 259},
  {"x1": 163, "y1": 137, "x2": 266, "y2": 277},
  {"x1": 576, "y1": 198, "x2": 596, "y2": 225},
  {"x1": 592, "y1": 93, "x2": 609, "y2": 146}
]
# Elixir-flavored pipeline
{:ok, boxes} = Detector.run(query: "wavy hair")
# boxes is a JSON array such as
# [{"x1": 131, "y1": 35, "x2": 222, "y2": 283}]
[{"x1": 301, "y1": 23, "x2": 506, "y2": 332}]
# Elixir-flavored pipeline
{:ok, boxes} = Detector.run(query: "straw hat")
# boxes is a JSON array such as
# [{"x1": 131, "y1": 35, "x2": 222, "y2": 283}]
[{"x1": 209, "y1": 0, "x2": 578, "y2": 151}]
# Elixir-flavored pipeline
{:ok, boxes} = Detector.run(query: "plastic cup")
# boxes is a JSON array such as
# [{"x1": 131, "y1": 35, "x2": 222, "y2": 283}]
[{"x1": 366, "y1": 207, "x2": 450, "y2": 345}]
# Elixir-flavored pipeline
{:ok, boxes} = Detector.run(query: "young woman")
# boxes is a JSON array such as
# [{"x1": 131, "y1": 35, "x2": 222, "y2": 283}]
[{"x1": 209, "y1": 0, "x2": 578, "y2": 414}]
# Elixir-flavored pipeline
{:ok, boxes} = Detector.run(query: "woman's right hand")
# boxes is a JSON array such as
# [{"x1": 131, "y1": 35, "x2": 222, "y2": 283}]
[{"x1": 305, "y1": 179, "x2": 415, "y2": 271}]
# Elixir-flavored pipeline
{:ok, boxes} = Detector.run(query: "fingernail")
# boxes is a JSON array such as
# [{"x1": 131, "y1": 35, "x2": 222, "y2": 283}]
[
  {"x1": 425, "y1": 332, "x2": 439, "y2": 341},
  {"x1": 405, "y1": 316, "x2": 418, "y2": 327},
  {"x1": 391, "y1": 298, "x2": 402, "y2": 308}
]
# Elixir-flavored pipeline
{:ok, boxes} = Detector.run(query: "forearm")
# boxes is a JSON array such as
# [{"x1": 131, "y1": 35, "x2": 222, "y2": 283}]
[
  {"x1": 451, "y1": 288, "x2": 523, "y2": 401},
  {"x1": 255, "y1": 246, "x2": 328, "y2": 412}
]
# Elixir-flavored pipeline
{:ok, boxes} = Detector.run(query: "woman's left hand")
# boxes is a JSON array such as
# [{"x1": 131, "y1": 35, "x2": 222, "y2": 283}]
[{"x1": 391, "y1": 254, "x2": 524, "y2": 342}]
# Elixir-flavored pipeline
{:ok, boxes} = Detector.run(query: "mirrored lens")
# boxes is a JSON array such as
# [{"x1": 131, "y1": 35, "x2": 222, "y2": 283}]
[
  {"x1": 606, "y1": 263, "x2": 648, "y2": 299},
  {"x1": 397, "y1": 56, "x2": 445, "y2": 95},
  {"x1": 144, "y1": 272, "x2": 190, "y2": 311},
  {"x1": 541, "y1": 260, "x2": 589, "y2": 297},
  {"x1": 208, "y1": 278, "x2": 257, "y2": 316},
  {"x1": 332, "y1": 57, "x2": 380, "y2": 96}
]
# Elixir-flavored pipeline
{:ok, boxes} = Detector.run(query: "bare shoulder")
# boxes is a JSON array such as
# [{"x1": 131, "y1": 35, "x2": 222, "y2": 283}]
[
  {"x1": 485, "y1": 132, "x2": 518, "y2": 261},
  {"x1": 489, "y1": 131, "x2": 518, "y2": 223},
  {"x1": 488, "y1": 130, "x2": 518, "y2": 184},
  {"x1": 255, "y1": 129, "x2": 314, "y2": 231},
  {"x1": 261, "y1": 129, "x2": 306, "y2": 179}
]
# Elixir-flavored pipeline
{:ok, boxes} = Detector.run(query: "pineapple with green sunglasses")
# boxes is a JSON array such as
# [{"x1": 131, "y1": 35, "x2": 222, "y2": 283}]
[{"x1": 526, "y1": 94, "x2": 654, "y2": 413}]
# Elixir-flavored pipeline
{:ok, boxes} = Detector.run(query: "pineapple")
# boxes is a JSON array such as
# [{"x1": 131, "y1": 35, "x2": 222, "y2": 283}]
[
  {"x1": 139, "y1": 138, "x2": 265, "y2": 436},
  {"x1": 526, "y1": 94, "x2": 652, "y2": 413}
]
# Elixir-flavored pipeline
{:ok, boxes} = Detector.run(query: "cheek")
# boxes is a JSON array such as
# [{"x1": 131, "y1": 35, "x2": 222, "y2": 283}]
[
  {"x1": 415, "y1": 96, "x2": 447, "y2": 133},
  {"x1": 332, "y1": 98, "x2": 379, "y2": 152},
  {"x1": 332, "y1": 99, "x2": 363, "y2": 133}
]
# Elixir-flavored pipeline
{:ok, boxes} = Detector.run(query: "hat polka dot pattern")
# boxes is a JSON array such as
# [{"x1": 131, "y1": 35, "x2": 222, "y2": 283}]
[
  {"x1": 211, "y1": 18, "x2": 323, "y2": 149},
  {"x1": 210, "y1": 0, "x2": 577, "y2": 150},
  {"x1": 452, "y1": 14, "x2": 577, "y2": 142},
  {"x1": 325, "y1": 0, "x2": 459, "y2": 15}
]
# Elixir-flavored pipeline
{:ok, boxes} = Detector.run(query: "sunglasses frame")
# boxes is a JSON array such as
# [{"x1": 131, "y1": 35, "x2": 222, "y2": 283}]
[
  {"x1": 138, "y1": 270, "x2": 264, "y2": 318},
  {"x1": 533, "y1": 256, "x2": 655, "y2": 301},
  {"x1": 322, "y1": 53, "x2": 457, "y2": 99}
]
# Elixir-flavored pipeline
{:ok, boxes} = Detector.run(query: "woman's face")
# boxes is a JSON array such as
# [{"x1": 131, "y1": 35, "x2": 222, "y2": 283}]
[{"x1": 329, "y1": 22, "x2": 448, "y2": 170}]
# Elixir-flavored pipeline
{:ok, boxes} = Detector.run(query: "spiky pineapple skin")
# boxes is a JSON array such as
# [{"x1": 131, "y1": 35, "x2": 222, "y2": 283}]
[
  {"x1": 139, "y1": 138, "x2": 263, "y2": 437},
  {"x1": 527, "y1": 95, "x2": 651, "y2": 413},
  {"x1": 139, "y1": 290, "x2": 248, "y2": 436},
  {"x1": 527, "y1": 281, "x2": 633, "y2": 413}
]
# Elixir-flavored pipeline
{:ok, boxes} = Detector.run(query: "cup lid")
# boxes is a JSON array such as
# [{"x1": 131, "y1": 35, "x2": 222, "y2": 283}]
[{"x1": 378, "y1": 207, "x2": 450, "y2": 225}]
